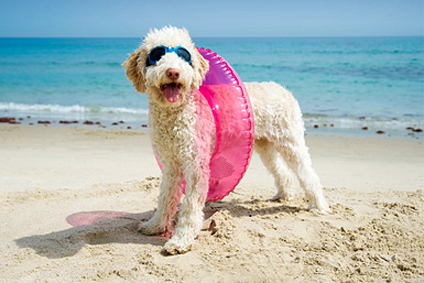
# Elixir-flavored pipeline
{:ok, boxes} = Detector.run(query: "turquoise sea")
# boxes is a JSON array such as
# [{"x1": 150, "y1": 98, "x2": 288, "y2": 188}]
[{"x1": 0, "y1": 37, "x2": 423, "y2": 133}]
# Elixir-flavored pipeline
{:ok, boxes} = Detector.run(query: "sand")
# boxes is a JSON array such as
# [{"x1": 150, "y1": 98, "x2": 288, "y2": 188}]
[{"x1": 0, "y1": 124, "x2": 423, "y2": 282}]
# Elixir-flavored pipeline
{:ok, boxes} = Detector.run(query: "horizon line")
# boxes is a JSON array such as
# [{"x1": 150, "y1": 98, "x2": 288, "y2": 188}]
[{"x1": 1, "y1": 34, "x2": 423, "y2": 39}]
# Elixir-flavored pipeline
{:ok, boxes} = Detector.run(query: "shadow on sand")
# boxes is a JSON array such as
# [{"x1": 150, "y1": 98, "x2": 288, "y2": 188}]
[
  {"x1": 15, "y1": 197, "x2": 305, "y2": 259},
  {"x1": 15, "y1": 210, "x2": 166, "y2": 259}
]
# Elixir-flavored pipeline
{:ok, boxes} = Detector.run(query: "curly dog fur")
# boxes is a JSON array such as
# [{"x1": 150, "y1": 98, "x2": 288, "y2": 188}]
[{"x1": 123, "y1": 26, "x2": 331, "y2": 255}]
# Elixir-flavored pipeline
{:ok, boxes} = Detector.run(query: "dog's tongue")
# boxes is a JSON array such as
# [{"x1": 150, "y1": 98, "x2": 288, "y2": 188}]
[{"x1": 164, "y1": 84, "x2": 180, "y2": 103}]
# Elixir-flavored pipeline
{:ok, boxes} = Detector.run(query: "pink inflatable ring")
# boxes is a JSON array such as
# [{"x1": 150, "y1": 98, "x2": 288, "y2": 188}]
[{"x1": 155, "y1": 47, "x2": 255, "y2": 201}]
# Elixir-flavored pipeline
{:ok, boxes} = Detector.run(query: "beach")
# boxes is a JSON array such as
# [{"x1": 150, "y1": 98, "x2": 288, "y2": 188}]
[
  {"x1": 0, "y1": 124, "x2": 423, "y2": 282},
  {"x1": 0, "y1": 35, "x2": 423, "y2": 282},
  {"x1": 0, "y1": 0, "x2": 423, "y2": 281}
]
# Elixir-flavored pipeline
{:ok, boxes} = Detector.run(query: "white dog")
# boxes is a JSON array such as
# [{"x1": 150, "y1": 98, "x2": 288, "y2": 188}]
[{"x1": 123, "y1": 26, "x2": 331, "y2": 255}]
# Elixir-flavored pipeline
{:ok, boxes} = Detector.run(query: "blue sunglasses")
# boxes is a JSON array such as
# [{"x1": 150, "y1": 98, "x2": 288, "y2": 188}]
[{"x1": 147, "y1": 46, "x2": 192, "y2": 66}]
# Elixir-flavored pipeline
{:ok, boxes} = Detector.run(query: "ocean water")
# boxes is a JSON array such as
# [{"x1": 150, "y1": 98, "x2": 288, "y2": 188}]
[{"x1": 0, "y1": 37, "x2": 423, "y2": 133}]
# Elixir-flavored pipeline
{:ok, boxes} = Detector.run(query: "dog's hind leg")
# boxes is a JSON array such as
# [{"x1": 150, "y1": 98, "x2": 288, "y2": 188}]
[
  {"x1": 139, "y1": 164, "x2": 184, "y2": 235},
  {"x1": 255, "y1": 139, "x2": 296, "y2": 201},
  {"x1": 163, "y1": 163, "x2": 209, "y2": 255},
  {"x1": 274, "y1": 137, "x2": 332, "y2": 214}
]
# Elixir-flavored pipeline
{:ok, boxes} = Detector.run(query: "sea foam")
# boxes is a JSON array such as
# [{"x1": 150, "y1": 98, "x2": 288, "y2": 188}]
[{"x1": 0, "y1": 102, "x2": 149, "y2": 122}]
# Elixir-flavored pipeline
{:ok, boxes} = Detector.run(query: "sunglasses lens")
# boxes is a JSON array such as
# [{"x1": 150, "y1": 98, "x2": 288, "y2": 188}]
[
  {"x1": 149, "y1": 47, "x2": 166, "y2": 63},
  {"x1": 177, "y1": 48, "x2": 191, "y2": 63},
  {"x1": 147, "y1": 46, "x2": 191, "y2": 66}
]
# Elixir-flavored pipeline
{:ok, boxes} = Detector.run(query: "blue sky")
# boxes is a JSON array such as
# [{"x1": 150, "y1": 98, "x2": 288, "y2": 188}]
[{"x1": 0, "y1": 0, "x2": 423, "y2": 37}]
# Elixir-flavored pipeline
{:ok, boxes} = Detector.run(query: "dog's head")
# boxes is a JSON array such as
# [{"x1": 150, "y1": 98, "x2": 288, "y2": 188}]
[{"x1": 123, "y1": 26, "x2": 209, "y2": 108}]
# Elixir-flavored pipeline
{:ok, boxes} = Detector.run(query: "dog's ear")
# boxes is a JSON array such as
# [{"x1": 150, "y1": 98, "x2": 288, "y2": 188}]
[
  {"x1": 191, "y1": 48, "x2": 210, "y2": 89},
  {"x1": 123, "y1": 46, "x2": 148, "y2": 93}
]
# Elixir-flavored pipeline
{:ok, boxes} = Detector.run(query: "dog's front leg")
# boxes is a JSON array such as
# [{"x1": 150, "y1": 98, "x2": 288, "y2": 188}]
[
  {"x1": 139, "y1": 164, "x2": 183, "y2": 235},
  {"x1": 163, "y1": 164, "x2": 208, "y2": 255}
]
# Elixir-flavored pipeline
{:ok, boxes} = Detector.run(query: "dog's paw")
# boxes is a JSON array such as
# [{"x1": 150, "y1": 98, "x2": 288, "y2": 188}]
[
  {"x1": 138, "y1": 221, "x2": 164, "y2": 236},
  {"x1": 271, "y1": 190, "x2": 295, "y2": 202},
  {"x1": 162, "y1": 238, "x2": 192, "y2": 255},
  {"x1": 305, "y1": 191, "x2": 333, "y2": 215},
  {"x1": 308, "y1": 199, "x2": 333, "y2": 215},
  {"x1": 309, "y1": 207, "x2": 333, "y2": 215}
]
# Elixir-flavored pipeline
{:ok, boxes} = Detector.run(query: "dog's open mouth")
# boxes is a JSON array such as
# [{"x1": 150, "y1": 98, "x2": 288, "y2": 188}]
[{"x1": 161, "y1": 83, "x2": 182, "y2": 103}]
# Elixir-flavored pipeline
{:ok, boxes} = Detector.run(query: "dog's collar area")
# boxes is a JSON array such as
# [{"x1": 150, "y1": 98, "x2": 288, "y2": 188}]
[{"x1": 147, "y1": 46, "x2": 192, "y2": 67}]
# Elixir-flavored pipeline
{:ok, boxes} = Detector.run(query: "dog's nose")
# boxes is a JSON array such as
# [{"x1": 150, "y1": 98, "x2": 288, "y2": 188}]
[{"x1": 166, "y1": 68, "x2": 180, "y2": 80}]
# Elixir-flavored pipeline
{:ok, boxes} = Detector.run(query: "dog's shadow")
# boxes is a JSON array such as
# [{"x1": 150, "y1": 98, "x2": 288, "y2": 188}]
[
  {"x1": 14, "y1": 210, "x2": 167, "y2": 259},
  {"x1": 15, "y1": 197, "x2": 305, "y2": 259},
  {"x1": 209, "y1": 197, "x2": 305, "y2": 218}
]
